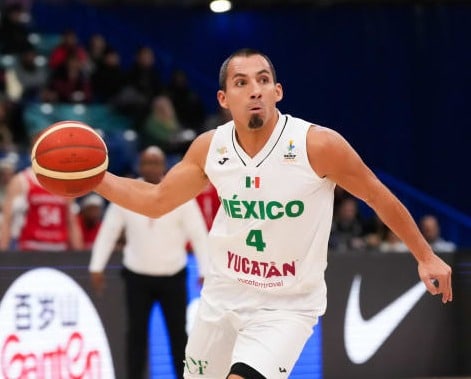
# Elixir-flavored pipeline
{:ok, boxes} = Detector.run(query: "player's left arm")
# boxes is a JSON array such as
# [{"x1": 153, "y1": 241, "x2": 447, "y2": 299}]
[{"x1": 307, "y1": 126, "x2": 452, "y2": 303}]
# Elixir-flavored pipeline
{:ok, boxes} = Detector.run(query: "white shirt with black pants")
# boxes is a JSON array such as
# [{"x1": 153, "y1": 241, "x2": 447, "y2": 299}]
[{"x1": 89, "y1": 198, "x2": 209, "y2": 379}]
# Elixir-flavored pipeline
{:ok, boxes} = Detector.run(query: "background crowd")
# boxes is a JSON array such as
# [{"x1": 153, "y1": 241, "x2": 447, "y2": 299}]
[{"x1": 0, "y1": 1, "x2": 458, "y2": 255}]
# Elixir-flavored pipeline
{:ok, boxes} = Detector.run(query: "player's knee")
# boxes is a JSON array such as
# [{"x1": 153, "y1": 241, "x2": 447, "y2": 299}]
[{"x1": 226, "y1": 362, "x2": 266, "y2": 379}]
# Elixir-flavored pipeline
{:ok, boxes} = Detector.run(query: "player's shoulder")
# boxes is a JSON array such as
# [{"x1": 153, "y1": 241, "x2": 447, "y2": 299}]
[
  {"x1": 307, "y1": 124, "x2": 345, "y2": 148},
  {"x1": 189, "y1": 129, "x2": 216, "y2": 153},
  {"x1": 182, "y1": 130, "x2": 217, "y2": 170}
]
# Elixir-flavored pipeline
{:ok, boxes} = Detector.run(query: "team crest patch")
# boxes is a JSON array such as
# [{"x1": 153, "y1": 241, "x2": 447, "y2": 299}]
[
  {"x1": 283, "y1": 139, "x2": 297, "y2": 162},
  {"x1": 217, "y1": 146, "x2": 229, "y2": 165},
  {"x1": 217, "y1": 146, "x2": 227, "y2": 155}
]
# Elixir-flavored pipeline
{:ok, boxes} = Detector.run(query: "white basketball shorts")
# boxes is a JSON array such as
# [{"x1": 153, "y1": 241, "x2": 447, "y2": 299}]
[{"x1": 184, "y1": 297, "x2": 319, "y2": 378}]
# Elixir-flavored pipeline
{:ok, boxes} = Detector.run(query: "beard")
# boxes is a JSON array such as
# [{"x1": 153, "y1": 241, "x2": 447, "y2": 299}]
[{"x1": 248, "y1": 114, "x2": 264, "y2": 129}]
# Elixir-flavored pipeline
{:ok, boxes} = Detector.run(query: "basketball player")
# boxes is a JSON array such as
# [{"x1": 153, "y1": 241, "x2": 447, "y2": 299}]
[
  {"x1": 94, "y1": 48, "x2": 452, "y2": 379},
  {"x1": 0, "y1": 166, "x2": 83, "y2": 251}
]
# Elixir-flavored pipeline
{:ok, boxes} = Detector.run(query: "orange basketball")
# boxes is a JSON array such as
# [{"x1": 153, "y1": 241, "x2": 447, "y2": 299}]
[{"x1": 31, "y1": 121, "x2": 108, "y2": 197}]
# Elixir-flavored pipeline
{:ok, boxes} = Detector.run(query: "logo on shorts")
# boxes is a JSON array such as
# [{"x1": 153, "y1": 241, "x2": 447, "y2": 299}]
[{"x1": 184, "y1": 356, "x2": 208, "y2": 375}]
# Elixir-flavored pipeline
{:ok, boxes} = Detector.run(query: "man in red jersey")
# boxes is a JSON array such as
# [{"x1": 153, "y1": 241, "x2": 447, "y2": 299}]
[{"x1": 0, "y1": 166, "x2": 83, "y2": 251}]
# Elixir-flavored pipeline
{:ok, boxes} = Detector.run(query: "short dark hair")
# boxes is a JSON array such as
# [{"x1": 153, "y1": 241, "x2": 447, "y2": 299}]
[{"x1": 218, "y1": 48, "x2": 277, "y2": 91}]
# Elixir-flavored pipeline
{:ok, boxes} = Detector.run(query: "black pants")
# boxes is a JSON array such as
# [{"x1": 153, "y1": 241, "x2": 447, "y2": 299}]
[{"x1": 122, "y1": 267, "x2": 188, "y2": 379}]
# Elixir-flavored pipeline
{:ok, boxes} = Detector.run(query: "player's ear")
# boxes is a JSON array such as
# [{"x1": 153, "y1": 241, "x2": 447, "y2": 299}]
[
  {"x1": 275, "y1": 83, "x2": 283, "y2": 102},
  {"x1": 217, "y1": 90, "x2": 228, "y2": 109}
]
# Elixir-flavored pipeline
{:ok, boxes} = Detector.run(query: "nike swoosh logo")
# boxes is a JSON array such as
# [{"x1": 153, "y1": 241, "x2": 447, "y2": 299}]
[{"x1": 344, "y1": 275, "x2": 427, "y2": 364}]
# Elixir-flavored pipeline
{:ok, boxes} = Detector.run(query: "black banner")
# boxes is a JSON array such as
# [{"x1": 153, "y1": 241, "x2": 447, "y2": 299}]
[{"x1": 323, "y1": 250, "x2": 468, "y2": 379}]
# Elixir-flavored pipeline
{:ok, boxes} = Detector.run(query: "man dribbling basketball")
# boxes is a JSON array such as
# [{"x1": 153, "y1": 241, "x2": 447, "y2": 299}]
[{"x1": 63, "y1": 48, "x2": 452, "y2": 379}]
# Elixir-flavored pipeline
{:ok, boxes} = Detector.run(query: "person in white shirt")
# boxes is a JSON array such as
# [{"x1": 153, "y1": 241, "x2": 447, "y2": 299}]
[
  {"x1": 419, "y1": 214, "x2": 457, "y2": 253},
  {"x1": 89, "y1": 146, "x2": 208, "y2": 379}
]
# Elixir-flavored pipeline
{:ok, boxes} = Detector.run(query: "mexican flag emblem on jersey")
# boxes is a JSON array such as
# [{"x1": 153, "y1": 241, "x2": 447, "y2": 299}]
[{"x1": 245, "y1": 176, "x2": 260, "y2": 188}]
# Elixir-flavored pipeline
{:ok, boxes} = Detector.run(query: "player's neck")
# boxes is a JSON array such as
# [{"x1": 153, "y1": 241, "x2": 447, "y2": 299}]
[
  {"x1": 234, "y1": 113, "x2": 278, "y2": 157},
  {"x1": 234, "y1": 127, "x2": 272, "y2": 157}
]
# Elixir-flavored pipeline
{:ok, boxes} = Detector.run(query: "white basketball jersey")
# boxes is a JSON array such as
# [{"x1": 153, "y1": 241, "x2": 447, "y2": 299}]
[{"x1": 203, "y1": 112, "x2": 336, "y2": 314}]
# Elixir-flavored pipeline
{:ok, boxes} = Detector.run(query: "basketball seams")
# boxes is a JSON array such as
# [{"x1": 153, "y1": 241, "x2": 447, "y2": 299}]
[
  {"x1": 32, "y1": 157, "x2": 109, "y2": 180},
  {"x1": 35, "y1": 144, "x2": 107, "y2": 158},
  {"x1": 31, "y1": 121, "x2": 107, "y2": 160},
  {"x1": 34, "y1": 147, "x2": 107, "y2": 172}
]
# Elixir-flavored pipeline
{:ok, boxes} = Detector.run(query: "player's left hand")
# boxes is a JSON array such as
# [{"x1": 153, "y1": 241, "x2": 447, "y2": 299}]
[{"x1": 417, "y1": 254, "x2": 452, "y2": 303}]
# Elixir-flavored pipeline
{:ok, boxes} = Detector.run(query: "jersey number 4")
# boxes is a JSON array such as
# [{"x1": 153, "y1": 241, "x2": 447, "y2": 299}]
[{"x1": 246, "y1": 229, "x2": 266, "y2": 252}]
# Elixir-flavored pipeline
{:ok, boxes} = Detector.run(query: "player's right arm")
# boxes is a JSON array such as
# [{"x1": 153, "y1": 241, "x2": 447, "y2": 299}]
[
  {"x1": 308, "y1": 126, "x2": 452, "y2": 303},
  {"x1": 95, "y1": 130, "x2": 214, "y2": 218}
]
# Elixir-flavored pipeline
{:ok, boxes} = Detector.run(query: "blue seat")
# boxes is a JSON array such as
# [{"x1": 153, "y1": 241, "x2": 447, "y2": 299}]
[
  {"x1": 28, "y1": 33, "x2": 62, "y2": 56},
  {"x1": 23, "y1": 103, "x2": 132, "y2": 137}
]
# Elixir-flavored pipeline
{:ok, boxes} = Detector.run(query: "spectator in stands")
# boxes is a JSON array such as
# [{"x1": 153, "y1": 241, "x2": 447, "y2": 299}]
[
  {"x1": 362, "y1": 213, "x2": 388, "y2": 250},
  {"x1": 379, "y1": 226, "x2": 409, "y2": 253},
  {"x1": 333, "y1": 186, "x2": 350, "y2": 210},
  {"x1": 202, "y1": 105, "x2": 232, "y2": 131},
  {"x1": 166, "y1": 68, "x2": 206, "y2": 133},
  {"x1": 419, "y1": 214, "x2": 457, "y2": 253},
  {"x1": 0, "y1": 158, "x2": 16, "y2": 227},
  {"x1": 114, "y1": 46, "x2": 163, "y2": 126},
  {"x1": 89, "y1": 145, "x2": 208, "y2": 379},
  {"x1": 127, "y1": 46, "x2": 163, "y2": 102},
  {"x1": 142, "y1": 95, "x2": 195, "y2": 155},
  {"x1": 86, "y1": 33, "x2": 108, "y2": 73},
  {"x1": 78, "y1": 193, "x2": 105, "y2": 250},
  {"x1": 0, "y1": 3, "x2": 31, "y2": 55},
  {"x1": 48, "y1": 29, "x2": 88, "y2": 70},
  {"x1": 4, "y1": 44, "x2": 49, "y2": 102},
  {"x1": 0, "y1": 99, "x2": 16, "y2": 153},
  {"x1": 0, "y1": 165, "x2": 83, "y2": 251},
  {"x1": 0, "y1": 65, "x2": 5, "y2": 93},
  {"x1": 47, "y1": 52, "x2": 93, "y2": 103},
  {"x1": 91, "y1": 48, "x2": 127, "y2": 103},
  {"x1": 329, "y1": 196, "x2": 366, "y2": 252}
]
